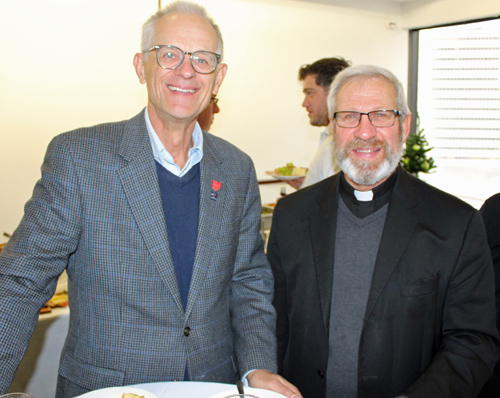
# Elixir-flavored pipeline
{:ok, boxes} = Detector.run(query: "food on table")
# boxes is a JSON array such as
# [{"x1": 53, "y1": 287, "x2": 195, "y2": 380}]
[
  {"x1": 40, "y1": 291, "x2": 69, "y2": 314},
  {"x1": 262, "y1": 204, "x2": 275, "y2": 213},
  {"x1": 122, "y1": 393, "x2": 144, "y2": 398},
  {"x1": 0, "y1": 233, "x2": 11, "y2": 253}
]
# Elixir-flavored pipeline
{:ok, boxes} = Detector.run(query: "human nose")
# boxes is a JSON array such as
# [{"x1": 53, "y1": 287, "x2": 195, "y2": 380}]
[
  {"x1": 354, "y1": 113, "x2": 377, "y2": 140},
  {"x1": 213, "y1": 103, "x2": 220, "y2": 114},
  {"x1": 174, "y1": 54, "x2": 195, "y2": 78},
  {"x1": 302, "y1": 96, "x2": 309, "y2": 108}
]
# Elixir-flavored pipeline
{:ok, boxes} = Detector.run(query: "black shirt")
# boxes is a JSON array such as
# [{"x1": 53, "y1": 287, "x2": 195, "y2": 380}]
[{"x1": 339, "y1": 166, "x2": 400, "y2": 219}]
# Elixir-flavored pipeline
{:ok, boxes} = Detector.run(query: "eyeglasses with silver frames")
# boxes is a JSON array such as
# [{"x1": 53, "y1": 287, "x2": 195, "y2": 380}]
[
  {"x1": 145, "y1": 45, "x2": 221, "y2": 74},
  {"x1": 334, "y1": 110, "x2": 402, "y2": 128}
]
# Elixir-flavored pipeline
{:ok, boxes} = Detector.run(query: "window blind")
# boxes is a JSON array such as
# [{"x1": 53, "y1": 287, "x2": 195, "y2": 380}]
[{"x1": 417, "y1": 19, "x2": 500, "y2": 166}]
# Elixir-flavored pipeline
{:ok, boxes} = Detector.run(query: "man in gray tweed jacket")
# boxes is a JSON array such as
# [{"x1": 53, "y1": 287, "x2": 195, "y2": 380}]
[{"x1": 0, "y1": 2, "x2": 301, "y2": 397}]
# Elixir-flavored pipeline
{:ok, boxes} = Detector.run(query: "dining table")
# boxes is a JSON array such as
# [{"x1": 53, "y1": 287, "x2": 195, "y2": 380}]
[
  {"x1": 8, "y1": 306, "x2": 70, "y2": 398},
  {"x1": 8, "y1": 271, "x2": 70, "y2": 398}
]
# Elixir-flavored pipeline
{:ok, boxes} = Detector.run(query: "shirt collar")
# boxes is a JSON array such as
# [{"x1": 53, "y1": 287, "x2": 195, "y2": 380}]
[
  {"x1": 339, "y1": 166, "x2": 400, "y2": 219},
  {"x1": 319, "y1": 123, "x2": 332, "y2": 145},
  {"x1": 341, "y1": 166, "x2": 399, "y2": 202},
  {"x1": 144, "y1": 107, "x2": 204, "y2": 177}
]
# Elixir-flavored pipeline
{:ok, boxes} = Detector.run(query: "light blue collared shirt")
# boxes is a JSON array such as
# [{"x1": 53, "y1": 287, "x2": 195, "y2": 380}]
[{"x1": 145, "y1": 108, "x2": 203, "y2": 177}]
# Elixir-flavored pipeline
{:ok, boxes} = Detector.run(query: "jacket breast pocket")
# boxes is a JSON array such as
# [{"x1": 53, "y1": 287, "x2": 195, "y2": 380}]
[{"x1": 400, "y1": 275, "x2": 439, "y2": 297}]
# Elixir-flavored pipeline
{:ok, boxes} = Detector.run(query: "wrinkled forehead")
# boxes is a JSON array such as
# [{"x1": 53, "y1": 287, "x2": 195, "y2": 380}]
[
  {"x1": 340, "y1": 76, "x2": 395, "y2": 94},
  {"x1": 337, "y1": 77, "x2": 397, "y2": 106}
]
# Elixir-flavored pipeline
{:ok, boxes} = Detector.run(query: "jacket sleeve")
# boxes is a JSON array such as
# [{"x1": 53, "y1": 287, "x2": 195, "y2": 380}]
[
  {"x1": 229, "y1": 161, "x2": 277, "y2": 376},
  {"x1": 480, "y1": 194, "x2": 500, "y2": 333},
  {"x1": 0, "y1": 134, "x2": 81, "y2": 392},
  {"x1": 266, "y1": 203, "x2": 289, "y2": 374},
  {"x1": 402, "y1": 210, "x2": 500, "y2": 397}
]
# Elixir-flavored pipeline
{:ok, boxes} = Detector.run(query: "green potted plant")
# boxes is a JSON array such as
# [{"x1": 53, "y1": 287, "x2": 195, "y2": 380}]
[{"x1": 401, "y1": 128, "x2": 436, "y2": 178}]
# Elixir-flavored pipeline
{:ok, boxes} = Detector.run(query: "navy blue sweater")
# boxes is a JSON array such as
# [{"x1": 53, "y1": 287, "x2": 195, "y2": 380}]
[{"x1": 155, "y1": 161, "x2": 200, "y2": 310}]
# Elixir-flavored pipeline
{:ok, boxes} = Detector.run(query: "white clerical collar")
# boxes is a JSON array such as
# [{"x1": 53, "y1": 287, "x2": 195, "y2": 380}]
[{"x1": 354, "y1": 190, "x2": 374, "y2": 202}]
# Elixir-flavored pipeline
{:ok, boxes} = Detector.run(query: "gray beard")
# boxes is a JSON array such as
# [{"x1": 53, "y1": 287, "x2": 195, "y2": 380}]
[{"x1": 335, "y1": 137, "x2": 403, "y2": 186}]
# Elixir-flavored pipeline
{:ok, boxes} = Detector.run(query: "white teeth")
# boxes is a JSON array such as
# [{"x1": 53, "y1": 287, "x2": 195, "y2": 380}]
[
  {"x1": 357, "y1": 149, "x2": 376, "y2": 153},
  {"x1": 168, "y1": 85, "x2": 195, "y2": 93}
]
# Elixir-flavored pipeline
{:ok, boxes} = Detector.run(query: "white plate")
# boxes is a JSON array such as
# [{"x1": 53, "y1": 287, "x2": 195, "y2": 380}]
[
  {"x1": 208, "y1": 386, "x2": 286, "y2": 398},
  {"x1": 265, "y1": 172, "x2": 305, "y2": 181},
  {"x1": 76, "y1": 387, "x2": 159, "y2": 398}
]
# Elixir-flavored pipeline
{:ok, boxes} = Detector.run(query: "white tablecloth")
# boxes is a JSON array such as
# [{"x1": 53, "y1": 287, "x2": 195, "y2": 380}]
[
  {"x1": 9, "y1": 307, "x2": 70, "y2": 398},
  {"x1": 9, "y1": 273, "x2": 69, "y2": 398}
]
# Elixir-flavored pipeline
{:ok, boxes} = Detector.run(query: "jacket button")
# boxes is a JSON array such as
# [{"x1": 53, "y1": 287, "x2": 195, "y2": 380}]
[
  {"x1": 317, "y1": 370, "x2": 325, "y2": 379},
  {"x1": 184, "y1": 327, "x2": 191, "y2": 336}
]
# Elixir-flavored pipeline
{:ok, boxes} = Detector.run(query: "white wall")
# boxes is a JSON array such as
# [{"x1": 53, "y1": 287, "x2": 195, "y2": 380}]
[
  {"x1": 0, "y1": 0, "x2": 154, "y2": 243},
  {"x1": 0, "y1": 0, "x2": 409, "y2": 243},
  {"x1": 402, "y1": 0, "x2": 500, "y2": 29}
]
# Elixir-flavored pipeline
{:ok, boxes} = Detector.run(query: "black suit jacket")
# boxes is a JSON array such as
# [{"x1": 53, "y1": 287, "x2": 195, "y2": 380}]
[
  {"x1": 478, "y1": 193, "x2": 500, "y2": 397},
  {"x1": 267, "y1": 169, "x2": 499, "y2": 398}
]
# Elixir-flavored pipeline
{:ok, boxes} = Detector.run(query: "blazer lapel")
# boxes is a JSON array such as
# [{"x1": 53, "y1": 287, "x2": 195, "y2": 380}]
[
  {"x1": 363, "y1": 170, "x2": 419, "y2": 326},
  {"x1": 185, "y1": 133, "x2": 225, "y2": 318},
  {"x1": 310, "y1": 175, "x2": 341, "y2": 331},
  {"x1": 117, "y1": 110, "x2": 184, "y2": 312}
]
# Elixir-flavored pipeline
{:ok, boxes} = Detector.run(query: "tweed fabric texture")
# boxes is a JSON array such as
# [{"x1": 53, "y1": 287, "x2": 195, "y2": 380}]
[{"x1": 0, "y1": 110, "x2": 277, "y2": 396}]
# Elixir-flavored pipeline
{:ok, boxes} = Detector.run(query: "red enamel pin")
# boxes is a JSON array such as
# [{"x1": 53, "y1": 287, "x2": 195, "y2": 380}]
[{"x1": 211, "y1": 180, "x2": 221, "y2": 200}]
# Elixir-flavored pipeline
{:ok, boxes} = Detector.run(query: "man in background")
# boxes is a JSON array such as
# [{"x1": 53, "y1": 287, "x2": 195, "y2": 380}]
[
  {"x1": 0, "y1": 1, "x2": 300, "y2": 397},
  {"x1": 287, "y1": 57, "x2": 350, "y2": 190},
  {"x1": 478, "y1": 193, "x2": 500, "y2": 397},
  {"x1": 268, "y1": 64, "x2": 498, "y2": 397},
  {"x1": 197, "y1": 95, "x2": 220, "y2": 132}
]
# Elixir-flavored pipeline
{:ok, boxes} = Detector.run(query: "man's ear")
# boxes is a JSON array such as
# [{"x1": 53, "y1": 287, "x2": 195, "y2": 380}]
[
  {"x1": 133, "y1": 53, "x2": 147, "y2": 84},
  {"x1": 330, "y1": 118, "x2": 337, "y2": 137},
  {"x1": 212, "y1": 63, "x2": 228, "y2": 95},
  {"x1": 402, "y1": 112, "x2": 412, "y2": 142}
]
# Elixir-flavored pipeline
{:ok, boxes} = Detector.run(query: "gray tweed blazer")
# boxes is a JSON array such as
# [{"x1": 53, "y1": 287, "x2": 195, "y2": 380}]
[{"x1": 0, "y1": 110, "x2": 277, "y2": 397}]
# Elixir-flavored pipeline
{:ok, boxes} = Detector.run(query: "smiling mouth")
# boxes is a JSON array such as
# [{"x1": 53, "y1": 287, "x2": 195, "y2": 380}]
[
  {"x1": 168, "y1": 85, "x2": 195, "y2": 93},
  {"x1": 355, "y1": 149, "x2": 380, "y2": 153}
]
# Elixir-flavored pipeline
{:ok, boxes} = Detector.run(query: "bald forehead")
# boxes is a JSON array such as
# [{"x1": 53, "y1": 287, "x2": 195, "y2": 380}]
[
  {"x1": 343, "y1": 76, "x2": 394, "y2": 91},
  {"x1": 153, "y1": 12, "x2": 219, "y2": 52},
  {"x1": 336, "y1": 77, "x2": 398, "y2": 112},
  {"x1": 338, "y1": 77, "x2": 395, "y2": 100}
]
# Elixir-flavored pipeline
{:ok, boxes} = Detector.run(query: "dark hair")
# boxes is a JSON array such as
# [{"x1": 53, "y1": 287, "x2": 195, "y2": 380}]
[{"x1": 298, "y1": 57, "x2": 351, "y2": 88}]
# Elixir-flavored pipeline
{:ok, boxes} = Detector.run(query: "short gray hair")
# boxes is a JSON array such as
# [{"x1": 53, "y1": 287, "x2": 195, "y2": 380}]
[
  {"x1": 327, "y1": 64, "x2": 410, "y2": 122},
  {"x1": 141, "y1": 0, "x2": 224, "y2": 61}
]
